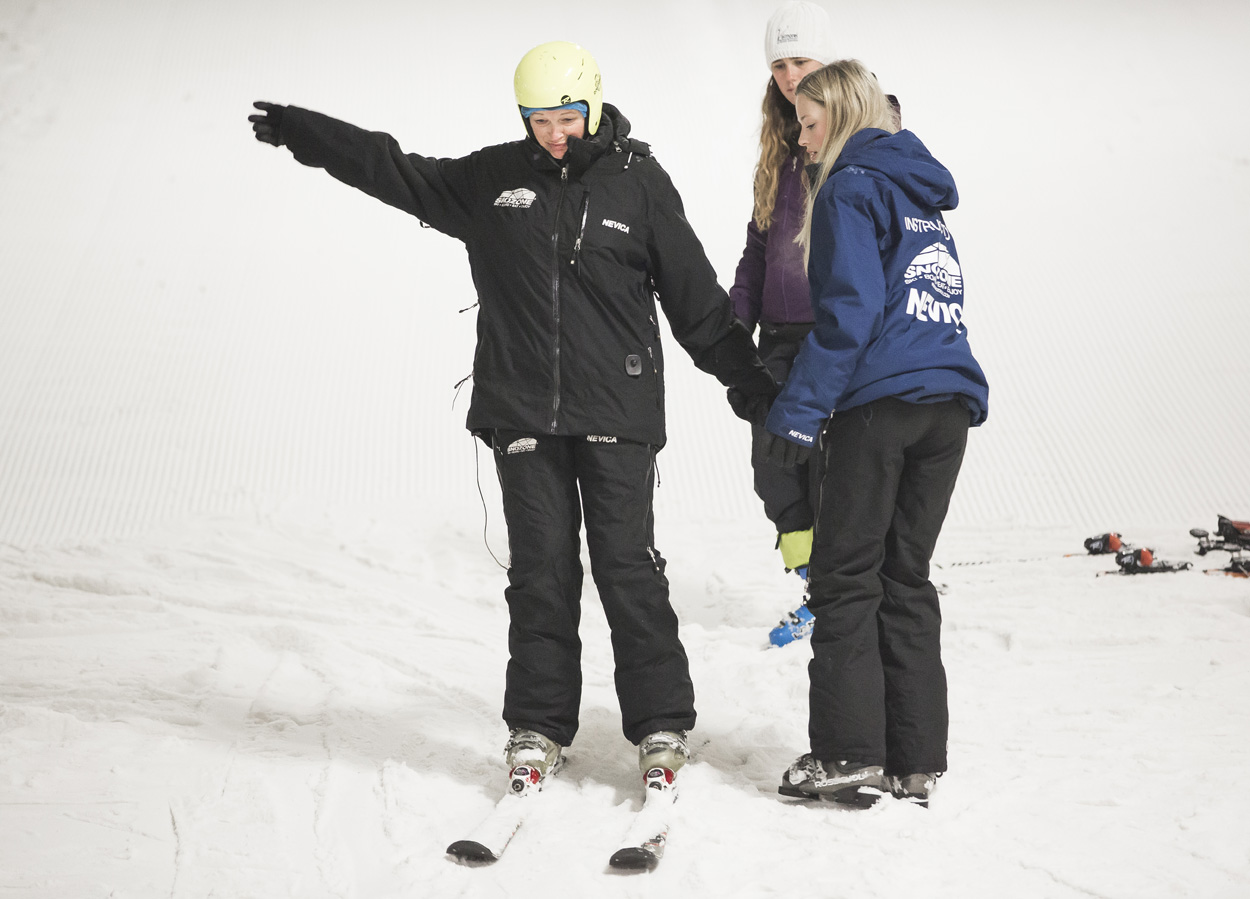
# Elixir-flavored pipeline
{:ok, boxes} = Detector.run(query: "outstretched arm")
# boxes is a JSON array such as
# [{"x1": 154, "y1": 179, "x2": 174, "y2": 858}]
[{"x1": 246, "y1": 100, "x2": 476, "y2": 239}]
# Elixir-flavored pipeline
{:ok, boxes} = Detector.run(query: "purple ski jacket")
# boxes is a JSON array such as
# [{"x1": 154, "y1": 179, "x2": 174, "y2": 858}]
[{"x1": 728, "y1": 149, "x2": 814, "y2": 332}]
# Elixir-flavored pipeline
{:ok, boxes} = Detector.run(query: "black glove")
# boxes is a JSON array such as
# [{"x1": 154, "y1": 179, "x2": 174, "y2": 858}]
[
  {"x1": 727, "y1": 386, "x2": 776, "y2": 429},
  {"x1": 762, "y1": 433, "x2": 813, "y2": 468},
  {"x1": 249, "y1": 101, "x2": 286, "y2": 147}
]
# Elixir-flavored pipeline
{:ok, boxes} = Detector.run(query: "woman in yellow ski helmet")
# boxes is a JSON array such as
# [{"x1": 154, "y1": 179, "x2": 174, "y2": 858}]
[{"x1": 248, "y1": 41, "x2": 775, "y2": 850}]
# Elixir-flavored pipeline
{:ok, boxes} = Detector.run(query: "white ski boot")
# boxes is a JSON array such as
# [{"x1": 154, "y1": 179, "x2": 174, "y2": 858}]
[{"x1": 503, "y1": 728, "x2": 564, "y2": 781}]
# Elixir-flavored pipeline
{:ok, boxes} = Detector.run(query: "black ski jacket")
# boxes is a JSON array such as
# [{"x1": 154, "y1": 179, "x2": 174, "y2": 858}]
[{"x1": 280, "y1": 103, "x2": 773, "y2": 446}]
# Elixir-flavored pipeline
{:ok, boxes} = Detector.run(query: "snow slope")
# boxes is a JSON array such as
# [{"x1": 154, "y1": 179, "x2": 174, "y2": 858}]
[
  {"x1": 2, "y1": 0, "x2": 1249, "y2": 896},
  {"x1": 4, "y1": 514, "x2": 1250, "y2": 898}
]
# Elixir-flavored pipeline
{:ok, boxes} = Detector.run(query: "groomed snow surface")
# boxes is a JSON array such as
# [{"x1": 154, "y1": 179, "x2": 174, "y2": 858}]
[{"x1": 2, "y1": 1, "x2": 1249, "y2": 897}]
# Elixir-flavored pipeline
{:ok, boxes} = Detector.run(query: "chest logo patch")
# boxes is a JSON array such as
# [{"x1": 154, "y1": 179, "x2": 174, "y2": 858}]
[{"x1": 494, "y1": 188, "x2": 537, "y2": 209}]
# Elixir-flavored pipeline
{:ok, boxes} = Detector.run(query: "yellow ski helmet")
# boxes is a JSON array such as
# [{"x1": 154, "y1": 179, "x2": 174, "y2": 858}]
[{"x1": 514, "y1": 41, "x2": 603, "y2": 136}]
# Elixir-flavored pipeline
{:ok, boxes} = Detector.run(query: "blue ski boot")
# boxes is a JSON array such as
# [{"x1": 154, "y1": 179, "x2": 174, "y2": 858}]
[
  {"x1": 770, "y1": 532, "x2": 815, "y2": 647},
  {"x1": 769, "y1": 600, "x2": 814, "y2": 647}
]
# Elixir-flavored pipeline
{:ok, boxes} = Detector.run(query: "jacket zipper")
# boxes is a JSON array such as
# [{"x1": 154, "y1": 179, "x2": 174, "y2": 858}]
[
  {"x1": 647, "y1": 346, "x2": 660, "y2": 409},
  {"x1": 549, "y1": 165, "x2": 569, "y2": 433},
  {"x1": 570, "y1": 190, "x2": 590, "y2": 271}
]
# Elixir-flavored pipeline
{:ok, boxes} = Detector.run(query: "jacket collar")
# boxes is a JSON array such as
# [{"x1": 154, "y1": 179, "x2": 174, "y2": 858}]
[{"x1": 524, "y1": 103, "x2": 644, "y2": 176}]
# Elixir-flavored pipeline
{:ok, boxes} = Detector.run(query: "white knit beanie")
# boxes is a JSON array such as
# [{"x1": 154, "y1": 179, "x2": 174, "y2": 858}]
[{"x1": 764, "y1": 1, "x2": 835, "y2": 66}]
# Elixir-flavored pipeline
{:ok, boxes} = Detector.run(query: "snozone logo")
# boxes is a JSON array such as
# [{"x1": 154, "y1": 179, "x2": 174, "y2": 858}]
[
  {"x1": 904, "y1": 242, "x2": 963, "y2": 300},
  {"x1": 506, "y1": 438, "x2": 537, "y2": 454},
  {"x1": 904, "y1": 242, "x2": 966, "y2": 334},
  {"x1": 494, "y1": 188, "x2": 537, "y2": 209}
]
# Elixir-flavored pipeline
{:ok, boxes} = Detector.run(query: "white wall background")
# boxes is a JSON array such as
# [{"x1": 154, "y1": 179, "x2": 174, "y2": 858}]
[{"x1": 1, "y1": 0, "x2": 1248, "y2": 547}]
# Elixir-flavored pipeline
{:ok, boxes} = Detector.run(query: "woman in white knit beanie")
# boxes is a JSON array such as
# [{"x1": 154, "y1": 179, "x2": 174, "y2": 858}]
[{"x1": 727, "y1": 1, "x2": 835, "y2": 648}]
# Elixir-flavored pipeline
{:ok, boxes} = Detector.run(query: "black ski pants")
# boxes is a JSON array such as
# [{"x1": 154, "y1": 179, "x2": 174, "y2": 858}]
[
  {"x1": 751, "y1": 324, "x2": 820, "y2": 536},
  {"x1": 806, "y1": 398, "x2": 969, "y2": 776},
  {"x1": 490, "y1": 431, "x2": 695, "y2": 748}
]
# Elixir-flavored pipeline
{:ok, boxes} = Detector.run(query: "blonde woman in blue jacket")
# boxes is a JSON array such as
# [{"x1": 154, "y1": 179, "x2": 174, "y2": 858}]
[{"x1": 763, "y1": 60, "x2": 988, "y2": 809}]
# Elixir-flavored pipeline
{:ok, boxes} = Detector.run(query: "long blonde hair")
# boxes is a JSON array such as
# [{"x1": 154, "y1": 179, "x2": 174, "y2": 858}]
[
  {"x1": 795, "y1": 60, "x2": 900, "y2": 262},
  {"x1": 750, "y1": 77, "x2": 800, "y2": 231}
]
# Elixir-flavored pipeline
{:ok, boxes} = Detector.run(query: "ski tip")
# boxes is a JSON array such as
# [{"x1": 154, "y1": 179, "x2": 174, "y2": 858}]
[
  {"x1": 609, "y1": 846, "x2": 660, "y2": 871},
  {"x1": 447, "y1": 840, "x2": 500, "y2": 864}
]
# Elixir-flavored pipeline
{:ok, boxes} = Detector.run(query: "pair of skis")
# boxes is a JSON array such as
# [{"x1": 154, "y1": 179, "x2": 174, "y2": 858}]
[
  {"x1": 447, "y1": 765, "x2": 675, "y2": 871},
  {"x1": 1084, "y1": 515, "x2": 1250, "y2": 577}
]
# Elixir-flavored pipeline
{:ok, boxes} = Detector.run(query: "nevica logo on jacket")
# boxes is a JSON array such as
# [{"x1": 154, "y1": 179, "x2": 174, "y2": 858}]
[
  {"x1": 493, "y1": 188, "x2": 537, "y2": 209},
  {"x1": 904, "y1": 242, "x2": 965, "y2": 333}
]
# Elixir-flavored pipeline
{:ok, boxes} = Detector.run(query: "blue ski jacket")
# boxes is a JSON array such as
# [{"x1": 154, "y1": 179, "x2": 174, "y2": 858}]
[{"x1": 765, "y1": 128, "x2": 989, "y2": 447}]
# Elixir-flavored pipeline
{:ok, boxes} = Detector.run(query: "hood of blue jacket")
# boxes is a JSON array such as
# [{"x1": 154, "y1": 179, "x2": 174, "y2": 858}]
[{"x1": 833, "y1": 128, "x2": 959, "y2": 212}]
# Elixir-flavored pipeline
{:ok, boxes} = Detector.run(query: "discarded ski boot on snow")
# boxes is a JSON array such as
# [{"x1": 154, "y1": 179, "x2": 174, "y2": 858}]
[
  {"x1": 1084, "y1": 532, "x2": 1125, "y2": 555},
  {"x1": 1113, "y1": 546, "x2": 1192, "y2": 574}
]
